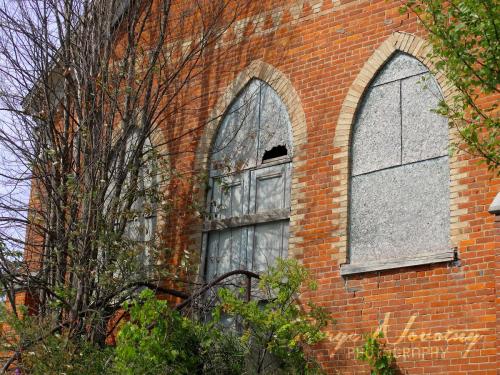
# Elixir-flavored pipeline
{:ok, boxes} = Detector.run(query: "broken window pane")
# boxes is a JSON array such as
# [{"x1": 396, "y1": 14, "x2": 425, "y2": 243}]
[{"x1": 205, "y1": 80, "x2": 292, "y2": 282}]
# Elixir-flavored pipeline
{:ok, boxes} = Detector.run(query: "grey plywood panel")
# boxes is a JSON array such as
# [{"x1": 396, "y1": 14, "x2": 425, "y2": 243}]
[
  {"x1": 402, "y1": 74, "x2": 448, "y2": 163},
  {"x1": 206, "y1": 232, "x2": 219, "y2": 280},
  {"x1": 143, "y1": 216, "x2": 156, "y2": 242},
  {"x1": 218, "y1": 230, "x2": 233, "y2": 276},
  {"x1": 281, "y1": 222, "x2": 289, "y2": 258},
  {"x1": 124, "y1": 215, "x2": 152, "y2": 243},
  {"x1": 252, "y1": 221, "x2": 287, "y2": 273},
  {"x1": 207, "y1": 229, "x2": 242, "y2": 278},
  {"x1": 250, "y1": 163, "x2": 290, "y2": 213},
  {"x1": 210, "y1": 173, "x2": 246, "y2": 219},
  {"x1": 255, "y1": 171, "x2": 285, "y2": 212},
  {"x1": 351, "y1": 81, "x2": 401, "y2": 176},
  {"x1": 206, "y1": 228, "x2": 245, "y2": 279},
  {"x1": 349, "y1": 157, "x2": 450, "y2": 264},
  {"x1": 230, "y1": 180, "x2": 244, "y2": 217},
  {"x1": 211, "y1": 80, "x2": 260, "y2": 175},
  {"x1": 123, "y1": 219, "x2": 136, "y2": 241},
  {"x1": 229, "y1": 228, "x2": 243, "y2": 270},
  {"x1": 258, "y1": 82, "x2": 293, "y2": 162},
  {"x1": 372, "y1": 52, "x2": 428, "y2": 86}
]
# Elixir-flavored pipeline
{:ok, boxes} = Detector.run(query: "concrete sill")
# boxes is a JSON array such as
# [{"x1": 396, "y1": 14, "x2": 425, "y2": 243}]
[{"x1": 340, "y1": 249, "x2": 456, "y2": 276}]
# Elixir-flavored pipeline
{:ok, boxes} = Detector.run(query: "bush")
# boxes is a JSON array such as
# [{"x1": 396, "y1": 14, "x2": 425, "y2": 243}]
[
  {"x1": 0, "y1": 305, "x2": 112, "y2": 375},
  {"x1": 20, "y1": 335, "x2": 113, "y2": 375},
  {"x1": 217, "y1": 259, "x2": 331, "y2": 374},
  {"x1": 1, "y1": 260, "x2": 330, "y2": 374},
  {"x1": 115, "y1": 259, "x2": 331, "y2": 374},
  {"x1": 114, "y1": 289, "x2": 244, "y2": 375}
]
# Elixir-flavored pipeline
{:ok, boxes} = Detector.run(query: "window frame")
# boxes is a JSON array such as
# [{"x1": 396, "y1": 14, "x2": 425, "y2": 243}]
[
  {"x1": 202, "y1": 79, "x2": 293, "y2": 282},
  {"x1": 339, "y1": 51, "x2": 455, "y2": 276}
]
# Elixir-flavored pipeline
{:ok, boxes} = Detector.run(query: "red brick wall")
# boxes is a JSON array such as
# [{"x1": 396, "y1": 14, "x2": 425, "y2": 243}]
[
  {"x1": 158, "y1": 1, "x2": 499, "y2": 373},
  {"x1": 17, "y1": 0, "x2": 498, "y2": 373},
  {"x1": 494, "y1": 213, "x2": 500, "y2": 374}
]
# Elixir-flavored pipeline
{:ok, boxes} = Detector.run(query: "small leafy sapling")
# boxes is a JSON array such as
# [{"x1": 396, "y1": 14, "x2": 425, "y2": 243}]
[{"x1": 356, "y1": 332, "x2": 396, "y2": 375}]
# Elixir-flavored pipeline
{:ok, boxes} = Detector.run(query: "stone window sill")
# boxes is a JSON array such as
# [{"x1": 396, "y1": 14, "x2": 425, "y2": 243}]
[{"x1": 340, "y1": 249, "x2": 456, "y2": 276}]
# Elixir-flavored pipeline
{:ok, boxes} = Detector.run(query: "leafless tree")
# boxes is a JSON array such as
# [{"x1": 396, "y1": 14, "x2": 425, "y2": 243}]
[{"x1": 0, "y1": 0, "x2": 267, "y2": 349}]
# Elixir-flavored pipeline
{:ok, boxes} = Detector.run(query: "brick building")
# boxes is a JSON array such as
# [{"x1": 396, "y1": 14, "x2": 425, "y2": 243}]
[
  {"x1": 154, "y1": 1, "x2": 499, "y2": 373},
  {"x1": 19, "y1": 0, "x2": 500, "y2": 373}
]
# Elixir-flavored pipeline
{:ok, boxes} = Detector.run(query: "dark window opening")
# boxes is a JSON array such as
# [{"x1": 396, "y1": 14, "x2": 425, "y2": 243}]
[{"x1": 262, "y1": 145, "x2": 287, "y2": 162}]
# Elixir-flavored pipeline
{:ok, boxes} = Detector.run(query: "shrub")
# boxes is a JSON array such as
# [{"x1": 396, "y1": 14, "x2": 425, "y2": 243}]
[
  {"x1": 2, "y1": 260, "x2": 330, "y2": 374},
  {"x1": 0, "y1": 305, "x2": 112, "y2": 375},
  {"x1": 114, "y1": 289, "x2": 244, "y2": 375},
  {"x1": 217, "y1": 259, "x2": 331, "y2": 374}
]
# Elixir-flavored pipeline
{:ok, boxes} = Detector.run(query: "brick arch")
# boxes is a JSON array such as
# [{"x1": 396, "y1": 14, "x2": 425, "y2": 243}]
[
  {"x1": 195, "y1": 59, "x2": 307, "y2": 173},
  {"x1": 332, "y1": 32, "x2": 463, "y2": 269},
  {"x1": 193, "y1": 59, "x2": 308, "y2": 260}
]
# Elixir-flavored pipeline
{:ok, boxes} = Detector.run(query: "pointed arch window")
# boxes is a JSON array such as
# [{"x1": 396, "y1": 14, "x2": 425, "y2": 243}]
[
  {"x1": 341, "y1": 52, "x2": 452, "y2": 275},
  {"x1": 123, "y1": 133, "x2": 158, "y2": 251},
  {"x1": 104, "y1": 129, "x2": 159, "y2": 272},
  {"x1": 203, "y1": 79, "x2": 292, "y2": 281}
]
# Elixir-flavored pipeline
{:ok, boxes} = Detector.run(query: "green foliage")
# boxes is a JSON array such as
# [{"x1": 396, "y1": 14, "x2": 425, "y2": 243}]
[
  {"x1": 402, "y1": 0, "x2": 499, "y2": 172},
  {"x1": 114, "y1": 289, "x2": 244, "y2": 375},
  {"x1": 1, "y1": 260, "x2": 329, "y2": 374},
  {"x1": 217, "y1": 259, "x2": 331, "y2": 374},
  {"x1": 0, "y1": 304, "x2": 113, "y2": 375},
  {"x1": 115, "y1": 260, "x2": 330, "y2": 374},
  {"x1": 20, "y1": 335, "x2": 113, "y2": 375},
  {"x1": 356, "y1": 332, "x2": 395, "y2": 375}
]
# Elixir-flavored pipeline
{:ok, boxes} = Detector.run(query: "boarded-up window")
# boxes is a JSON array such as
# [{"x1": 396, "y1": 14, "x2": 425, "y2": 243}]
[
  {"x1": 341, "y1": 53, "x2": 452, "y2": 275},
  {"x1": 204, "y1": 79, "x2": 292, "y2": 281},
  {"x1": 105, "y1": 131, "x2": 158, "y2": 268},
  {"x1": 123, "y1": 135, "x2": 157, "y2": 252}
]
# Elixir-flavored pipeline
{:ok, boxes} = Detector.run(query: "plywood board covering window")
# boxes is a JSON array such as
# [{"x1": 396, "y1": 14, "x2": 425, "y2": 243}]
[{"x1": 341, "y1": 52, "x2": 452, "y2": 275}]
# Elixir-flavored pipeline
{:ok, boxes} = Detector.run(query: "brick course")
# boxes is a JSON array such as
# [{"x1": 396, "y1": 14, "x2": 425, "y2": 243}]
[
  {"x1": 162, "y1": 1, "x2": 499, "y2": 373},
  {"x1": 19, "y1": 0, "x2": 499, "y2": 373}
]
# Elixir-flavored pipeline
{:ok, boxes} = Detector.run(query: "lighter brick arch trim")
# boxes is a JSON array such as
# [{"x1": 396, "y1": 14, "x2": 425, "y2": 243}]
[
  {"x1": 195, "y1": 59, "x2": 307, "y2": 171},
  {"x1": 193, "y1": 59, "x2": 308, "y2": 259},
  {"x1": 333, "y1": 32, "x2": 463, "y2": 270}
]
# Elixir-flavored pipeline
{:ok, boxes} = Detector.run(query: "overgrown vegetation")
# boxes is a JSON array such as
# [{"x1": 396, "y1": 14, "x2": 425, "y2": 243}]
[
  {"x1": 1, "y1": 259, "x2": 331, "y2": 374},
  {"x1": 216, "y1": 259, "x2": 330, "y2": 374},
  {"x1": 402, "y1": 0, "x2": 499, "y2": 172},
  {"x1": 114, "y1": 289, "x2": 244, "y2": 375},
  {"x1": 0, "y1": 304, "x2": 113, "y2": 374},
  {"x1": 0, "y1": 0, "x2": 269, "y2": 350}
]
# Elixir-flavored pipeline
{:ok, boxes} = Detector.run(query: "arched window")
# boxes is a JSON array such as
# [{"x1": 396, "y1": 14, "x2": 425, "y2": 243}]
[
  {"x1": 204, "y1": 79, "x2": 292, "y2": 281},
  {"x1": 123, "y1": 134, "x2": 158, "y2": 252},
  {"x1": 105, "y1": 129, "x2": 158, "y2": 271},
  {"x1": 344, "y1": 52, "x2": 451, "y2": 274}
]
